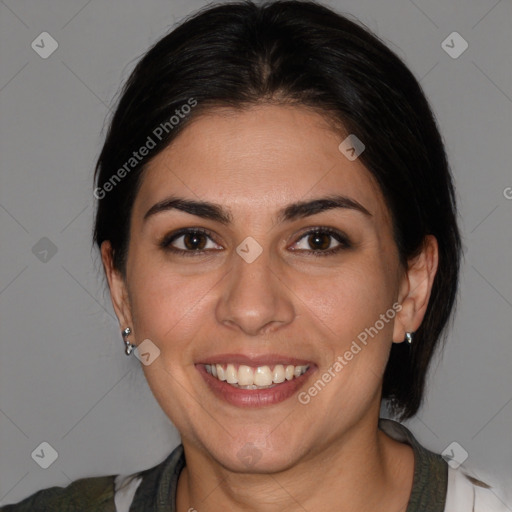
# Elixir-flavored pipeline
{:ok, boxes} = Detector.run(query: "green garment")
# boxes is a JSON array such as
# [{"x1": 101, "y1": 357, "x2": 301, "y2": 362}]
[{"x1": 1, "y1": 419, "x2": 447, "y2": 511}]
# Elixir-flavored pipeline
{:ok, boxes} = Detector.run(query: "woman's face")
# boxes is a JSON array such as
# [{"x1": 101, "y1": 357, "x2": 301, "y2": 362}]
[{"x1": 105, "y1": 105, "x2": 419, "y2": 472}]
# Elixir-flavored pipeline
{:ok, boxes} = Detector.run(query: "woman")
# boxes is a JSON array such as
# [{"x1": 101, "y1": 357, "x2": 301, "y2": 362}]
[{"x1": 3, "y1": 1, "x2": 508, "y2": 510}]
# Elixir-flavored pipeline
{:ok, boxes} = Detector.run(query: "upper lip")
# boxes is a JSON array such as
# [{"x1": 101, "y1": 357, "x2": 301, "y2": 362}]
[{"x1": 198, "y1": 353, "x2": 313, "y2": 367}]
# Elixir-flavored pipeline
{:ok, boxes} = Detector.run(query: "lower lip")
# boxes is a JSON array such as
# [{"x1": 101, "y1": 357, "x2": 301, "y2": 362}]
[{"x1": 197, "y1": 365, "x2": 314, "y2": 407}]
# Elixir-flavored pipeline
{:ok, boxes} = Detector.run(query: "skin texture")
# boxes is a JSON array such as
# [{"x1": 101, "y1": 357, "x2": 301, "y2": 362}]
[{"x1": 101, "y1": 105, "x2": 438, "y2": 511}]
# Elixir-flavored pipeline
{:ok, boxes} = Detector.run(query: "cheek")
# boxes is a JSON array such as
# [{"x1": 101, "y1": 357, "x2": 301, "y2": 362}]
[
  {"x1": 125, "y1": 258, "x2": 222, "y2": 429},
  {"x1": 293, "y1": 257, "x2": 397, "y2": 344},
  {"x1": 292, "y1": 262, "x2": 397, "y2": 416},
  {"x1": 126, "y1": 254, "x2": 221, "y2": 354}
]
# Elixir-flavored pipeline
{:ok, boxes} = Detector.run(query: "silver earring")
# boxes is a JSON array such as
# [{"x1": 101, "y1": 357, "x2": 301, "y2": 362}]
[
  {"x1": 405, "y1": 331, "x2": 414, "y2": 344},
  {"x1": 123, "y1": 327, "x2": 135, "y2": 355}
]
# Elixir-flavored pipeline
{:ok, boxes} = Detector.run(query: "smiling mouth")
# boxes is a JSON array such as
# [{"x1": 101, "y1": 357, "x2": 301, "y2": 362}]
[{"x1": 204, "y1": 363, "x2": 310, "y2": 389}]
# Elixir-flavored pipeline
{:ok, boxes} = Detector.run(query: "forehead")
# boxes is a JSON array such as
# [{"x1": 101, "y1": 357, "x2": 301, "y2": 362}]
[{"x1": 134, "y1": 105, "x2": 389, "y2": 224}]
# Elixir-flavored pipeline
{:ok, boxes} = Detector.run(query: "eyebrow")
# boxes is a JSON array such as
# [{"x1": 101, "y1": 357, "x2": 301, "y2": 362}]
[{"x1": 143, "y1": 194, "x2": 372, "y2": 225}]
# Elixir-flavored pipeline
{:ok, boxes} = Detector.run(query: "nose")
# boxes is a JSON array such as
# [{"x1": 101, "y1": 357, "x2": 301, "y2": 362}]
[{"x1": 215, "y1": 247, "x2": 296, "y2": 336}]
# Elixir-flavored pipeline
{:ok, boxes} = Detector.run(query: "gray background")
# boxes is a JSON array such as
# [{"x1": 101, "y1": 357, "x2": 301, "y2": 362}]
[{"x1": 1, "y1": 0, "x2": 511, "y2": 507}]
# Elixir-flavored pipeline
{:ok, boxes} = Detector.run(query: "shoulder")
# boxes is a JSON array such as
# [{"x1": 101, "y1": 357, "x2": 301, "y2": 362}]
[
  {"x1": 378, "y1": 418, "x2": 511, "y2": 511},
  {"x1": 0, "y1": 475, "x2": 117, "y2": 512},
  {"x1": 445, "y1": 466, "x2": 511, "y2": 512},
  {"x1": 1, "y1": 445, "x2": 185, "y2": 512}
]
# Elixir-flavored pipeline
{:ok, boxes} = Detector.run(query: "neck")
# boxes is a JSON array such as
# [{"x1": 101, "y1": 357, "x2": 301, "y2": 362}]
[{"x1": 176, "y1": 416, "x2": 414, "y2": 512}]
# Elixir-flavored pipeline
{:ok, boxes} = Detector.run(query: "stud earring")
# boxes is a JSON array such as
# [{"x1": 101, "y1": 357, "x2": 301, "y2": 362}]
[
  {"x1": 123, "y1": 327, "x2": 135, "y2": 355},
  {"x1": 405, "y1": 331, "x2": 414, "y2": 344}
]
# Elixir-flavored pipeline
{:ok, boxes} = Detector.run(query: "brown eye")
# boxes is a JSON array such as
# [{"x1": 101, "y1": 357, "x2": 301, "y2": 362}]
[
  {"x1": 291, "y1": 228, "x2": 351, "y2": 256},
  {"x1": 307, "y1": 232, "x2": 332, "y2": 251},
  {"x1": 159, "y1": 228, "x2": 222, "y2": 256},
  {"x1": 182, "y1": 232, "x2": 208, "y2": 250}
]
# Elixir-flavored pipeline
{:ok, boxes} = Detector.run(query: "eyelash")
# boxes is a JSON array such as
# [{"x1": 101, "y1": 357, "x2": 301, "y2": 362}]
[{"x1": 159, "y1": 227, "x2": 352, "y2": 258}]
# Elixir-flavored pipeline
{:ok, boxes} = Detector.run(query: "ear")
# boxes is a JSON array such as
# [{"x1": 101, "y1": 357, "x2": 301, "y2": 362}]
[
  {"x1": 393, "y1": 235, "x2": 439, "y2": 343},
  {"x1": 101, "y1": 241, "x2": 134, "y2": 335}
]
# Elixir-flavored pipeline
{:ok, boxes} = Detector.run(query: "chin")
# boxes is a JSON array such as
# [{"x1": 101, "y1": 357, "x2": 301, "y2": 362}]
[{"x1": 220, "y1": 448, "x2": 300, "y2": 475}]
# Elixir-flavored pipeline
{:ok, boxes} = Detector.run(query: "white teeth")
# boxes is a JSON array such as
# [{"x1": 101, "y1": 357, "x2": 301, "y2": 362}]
[
  {"x1": 238, "y1": 365, "x2": 253, "y2": 386},
  {"x1": 216, "y1": 364, "x2": 226, "y2": 381},
  {"x1": 225, "y1": 363, "x2": 238, "y2": 384},
  {"x1": 273, "y1": 364, "x2": 285, "y2": 383},
  {"x1": 254, "y1": 366, "x2": 273, "y2": 386},
  {"x1": 204, "y1": 363, "x2": 309, "y2": 387}
]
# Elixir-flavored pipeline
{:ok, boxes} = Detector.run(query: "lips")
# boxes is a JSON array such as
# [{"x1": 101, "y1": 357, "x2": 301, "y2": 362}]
[{"x1": 196, "y1": 353, "x2": 315, "y2": 407}]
